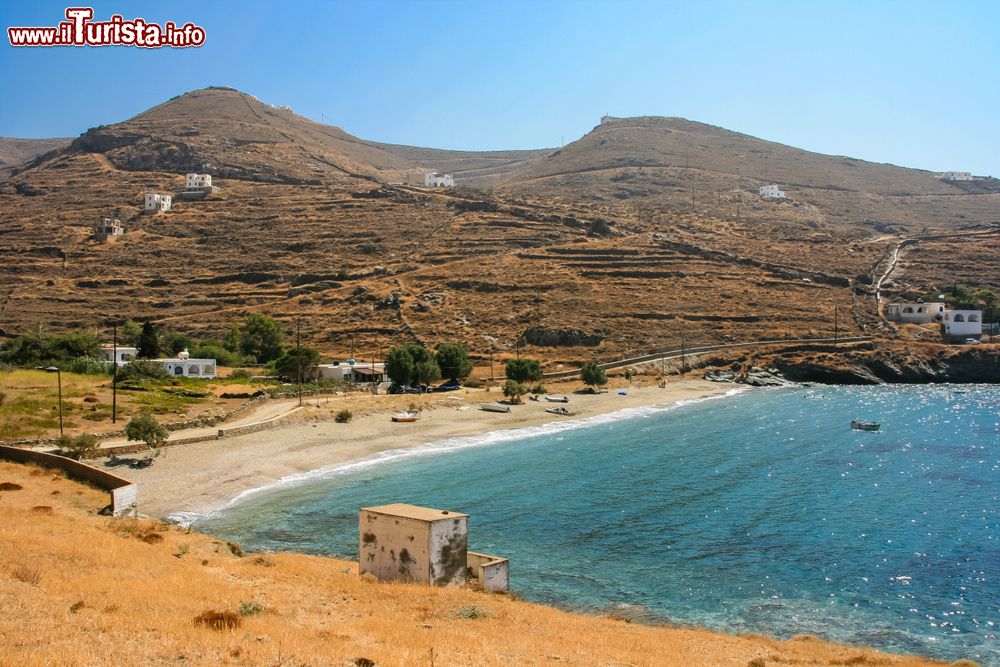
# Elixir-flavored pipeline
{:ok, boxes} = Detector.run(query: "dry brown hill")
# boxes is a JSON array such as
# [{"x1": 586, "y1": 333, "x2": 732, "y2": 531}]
[
  {"x1": 0, "y1": 136, "x2": 72, "y2": 181},
  {"x1": 1, "y1": 88, "x2": 996, "y2": 363}
]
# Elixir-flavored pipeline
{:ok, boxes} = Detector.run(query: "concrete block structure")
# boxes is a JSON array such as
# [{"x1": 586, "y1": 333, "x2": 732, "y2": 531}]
[
  {"x1": 359, "y1": 503, "x2": 509, "y2": 592},
  {"x1": 886, "y1": 302, "x2": 945, "y2": 324},
  {"x1": 424, "y1": 172, "x2": 454, "y2": 187},
  {"x1": 759, "y1": 184, "x2": 786, "y2": 198},
  {"x1": 144, "y1": 192, "x2": 172, "y2": 213},
  {"x1": 939, "y1": 171, "x2": 974, "y2": 181},
  {"x1": 941, "y1": 309, "x2": 983, "y2": 342},
  {"x1": 93, "y1": 218, "x2": 124, "y2": 241},
  {"x1": 99, "y1": 344, "x2": 138, "y2": 366},
  {"x1": 185, "y1": 173, "x2": 213, "y2": 190},
  {"x1": 360, "y1": 504, "x2": 469, "y2": 586}
]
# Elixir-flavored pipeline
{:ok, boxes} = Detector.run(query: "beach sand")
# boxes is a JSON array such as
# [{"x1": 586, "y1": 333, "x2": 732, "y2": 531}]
[{"x1": 123, "y1": 379, "x2": 735, "y2": 519}]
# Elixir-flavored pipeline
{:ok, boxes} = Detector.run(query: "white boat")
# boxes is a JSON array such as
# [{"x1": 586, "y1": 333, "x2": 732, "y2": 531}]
[
  {"x1": 391, "y1": 412, "x2": 418, "y2": 422},
  {"x1": 544, "y1": 406, "x2": 572, "y2": 416},
  {"x1": 479, "y1": 403, "x2": 511, "y2": 413},
  {"x1": 544, "y1": 395, "x2": 569, "y2": 403}
]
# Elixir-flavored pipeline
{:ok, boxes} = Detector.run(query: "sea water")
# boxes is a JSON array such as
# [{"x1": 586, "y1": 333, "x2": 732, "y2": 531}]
[{"x1": 195, "y1": 385, "x2": 1000, "y2": 664}]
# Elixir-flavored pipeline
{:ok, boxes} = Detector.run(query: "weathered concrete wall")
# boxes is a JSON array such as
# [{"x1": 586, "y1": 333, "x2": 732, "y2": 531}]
[
  {"x1": 359, "y1": 510, "x2": 432, "y2": 583},
  {"x1": 467, "y1": 551, "x2": 510, "y2": 593},
  {"x1": 217, "y1": 406, "x2": 303, "y2": 438},
  {"x1": 430, "y1": 517, "x2": 468, "y2": 586},
  {"x1": 0, "y1": 445, "x2": 137, "y2": 516}
]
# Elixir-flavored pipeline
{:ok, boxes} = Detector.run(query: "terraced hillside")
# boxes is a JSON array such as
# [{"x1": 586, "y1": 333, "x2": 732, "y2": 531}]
[{"x1": 0, "y1": 87, "x2": 995, "y2": 363}]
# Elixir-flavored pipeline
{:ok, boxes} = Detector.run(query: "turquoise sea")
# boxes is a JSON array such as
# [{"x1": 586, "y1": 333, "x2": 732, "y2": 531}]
[{"x1": 195, "y1": 385, "x2": 1000, "y2": 665}]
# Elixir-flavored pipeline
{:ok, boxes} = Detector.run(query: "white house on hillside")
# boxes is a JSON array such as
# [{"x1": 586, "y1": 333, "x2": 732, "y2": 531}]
[
  {"x1": 759, "y1": 184, "x2": 786, "y2": 199},
  {"x1": 941, "y1": 309, "x2": 982, "y2": 342},
  {"x1": 155, "y1": 348, "x2": 217, "y2": 378},
  {"x1": 424, "y1": 172, "x2": 454, "y2": 188},
  {"x1": 886, "y1": 302, "x2": 945, "y2": 324},
  {"x1": 99, "y1": 344, "x2": 138, "y2": 366},
  {"x1": 939, "y1": 171, "x2": 974, "y2": 182},
  {"x1": 144, "y1": 192, "x2": 172, "y2": 213},
  {"x1": 185, "y1": 173, "x2": 213, "y2": 190},
  {"x1": 93, "y1": 218, "x2": 124, "y2": 242}
]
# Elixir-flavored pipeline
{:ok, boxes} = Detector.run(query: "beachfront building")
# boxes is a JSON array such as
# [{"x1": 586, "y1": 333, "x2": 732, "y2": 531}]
[
  {"x1": 886, "y1": 302, "x2": 946, "y2": 324},
  {"x1": 424, "y1": 172, "x2": 454, "y2": 188},
  {"x1": 99, "y1": 344, "x2": 138, "y2": 366},
  {"x1": 359, "y1": 503, "x2": 509, "y2": 592},
  {"x1": 316, "y1": 361, "x2": 385, "y2": 383},
  {"x1": 154, "y1": 350, "x2": 217, "y2": 378},
  {"x1": 940, "y1": 309, "x2": 982, "y2": 342},
  {"x1": 759, "y1": 184, "x2": 786, "y2": 199},
  {"x1": 143, "y1": 192, "x2": 172, "y2": 213},
  {"x1": 939, "y1": 171, "x2": 974, "y2": 181},
  {"x1": 93, "y1": 218, "x2": 124, "y2": 242}
]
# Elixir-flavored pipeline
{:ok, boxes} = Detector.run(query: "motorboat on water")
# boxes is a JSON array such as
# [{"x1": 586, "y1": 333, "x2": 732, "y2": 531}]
[{"x1": 850, "y1": 420, "x2": 880, "y2": 431}]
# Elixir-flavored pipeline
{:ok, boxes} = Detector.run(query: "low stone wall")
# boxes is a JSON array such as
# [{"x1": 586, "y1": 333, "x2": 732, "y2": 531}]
[
  {"x1": 217, "y1": 406, "x2": 304, "y2": 438},
  {"x1": 467, "y1": 551, "x2": 510, "y2": 593},
  {"x1": 0, "y1": 445, "x2": 137, "y2": 517}
]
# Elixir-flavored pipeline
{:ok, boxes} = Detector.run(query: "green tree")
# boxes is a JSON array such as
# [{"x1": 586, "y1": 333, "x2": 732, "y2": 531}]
[
  {"x1": 136, "y1": 322, "x2": 160, "y2": 359},
  {"x1": 502, "y1": 379, "x2": 528, "y2": 404},
  {"x1": 580, "y1": 361, "x2": 608, "y2": 391},
  {"x1": 163, "y1": 332, "x2": 194, "y2": 356},
  {"x1": 385, "y1": 346, "x2": 415, "y2": 386},
  {"x1": 505, "y1": 358, "x2": 542, "y2": 384},
  {"x1": 125, "y1": 413, "x2": 169, "y2": 452},
  {"x1": 45, "y1": 331, "x2": 100, "y2": 360},
  {"x1": 191, "y1": 341, "x2": 244, "y2": 367},
  {"x1": 55, "y1": 433, "x2": 100, "y2": 460},
  {"x1": 435, "y1": 344, "x2": 473, "y2": 382},
  {"x1": 238, "y1": 314, "x2": 284, "y2": 363},
  {"x1": 273, "y1": 346, "x2": 321, "y2": 382},
  {"x1": 120, "y1": 320, "x2": 143, "y2": 347},
  {"x1": 414, "y1": 358, "x2": 442, "y2": 386}
]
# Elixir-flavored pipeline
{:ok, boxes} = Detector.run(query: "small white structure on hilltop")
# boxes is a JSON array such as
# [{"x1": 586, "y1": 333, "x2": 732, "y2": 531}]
[
  {"x1": 155, "y1": 351, "x2": 217, "y2": 378},
  {"x1": 600, "y1": 114, "x2": 620, "y2": 125},
  {"x1": 99, "y1": 344, "x2": 138, "y2": 366},
  {"x1": 941, "y1": 309, "x2": 982, "y2": 342},
  {"x1": 144, "y1": 192, "x2": 172, "y2": 213},
  {"x1": 424, "y1": 172, "x2": 454, "y2": 188},
  {"x1": 93, "y1": 218, "x2": 124, "y2": 242},
  {"x1": 886, "y1": 302, "x2": 946, "y2": 324},
  {"x1": 759, "y1": 184, "x2": 786, "y2": 199},
  {"x1": 185, "y1": 173, "x2": 213, "y2": 190},
  {"x1": 939, "y1": 171, "x2": 974, "y2": 182}
]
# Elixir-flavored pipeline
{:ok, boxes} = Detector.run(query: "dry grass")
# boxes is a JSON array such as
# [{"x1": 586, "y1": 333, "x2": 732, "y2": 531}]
[{"x1": 0, "y1": 459, "x2": 956, "y2": 667}]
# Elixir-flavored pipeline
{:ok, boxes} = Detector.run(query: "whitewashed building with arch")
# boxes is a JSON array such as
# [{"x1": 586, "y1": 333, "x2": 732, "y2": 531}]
[{"x1": 941, "y1": 309, "x2": 983, "y2": 342}]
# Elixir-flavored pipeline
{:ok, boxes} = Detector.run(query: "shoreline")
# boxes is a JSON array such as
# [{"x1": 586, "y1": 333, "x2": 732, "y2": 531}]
[{"x1": 122, "y1": 379, "x2": 740, "y2": 521}]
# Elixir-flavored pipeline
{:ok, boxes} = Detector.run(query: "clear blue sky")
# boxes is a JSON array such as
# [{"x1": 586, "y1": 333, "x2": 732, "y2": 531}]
[{"x1": 2, "y1": 0, "x2": 998, "y2": 175}]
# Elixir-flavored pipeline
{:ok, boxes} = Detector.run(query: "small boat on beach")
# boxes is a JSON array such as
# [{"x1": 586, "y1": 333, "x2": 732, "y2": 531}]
[
  {"x1": 544, "y1": 395, "x2": 569, "y2": 403},
  {"x1": 850, "y1": 420, "x2": 880, "y2": 431},
  {"x1": 544, "y1": 406, "x2": 572, "y2": 416},
  {"x1": 391, "y1": 412, "x2": 418, "y2": 423},
  {"x1": 480, "y1": 403, "x2": 511, "y2": 413}
]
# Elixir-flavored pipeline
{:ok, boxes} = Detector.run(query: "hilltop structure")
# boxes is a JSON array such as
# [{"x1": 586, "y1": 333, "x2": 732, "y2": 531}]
[
  {"x1": 938, "y1": 171, "x2": 974, "y2": 181},
  {"x1": 759, "y1": 184, "x2": 786, "y2": 199},
  {"x1": 143, "y1": 192, "x2": 172, "y2": 213},
  {"x1": 93, "y1": 218, "x2": 124, "y2": 242},
  {"x1": 424, "y1": 172, "x2": 454, "y2": 187}
]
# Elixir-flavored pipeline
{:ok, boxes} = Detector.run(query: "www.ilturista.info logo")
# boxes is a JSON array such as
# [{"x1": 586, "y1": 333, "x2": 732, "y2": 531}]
[{"x1": 8, "y1": 7, "x2": 205, "y2": 48}]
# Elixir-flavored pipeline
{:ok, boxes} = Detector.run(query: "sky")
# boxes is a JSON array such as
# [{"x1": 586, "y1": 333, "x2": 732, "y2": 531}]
[{"x1": 1, "y1": 0, "x2": 998, "y2": 176}]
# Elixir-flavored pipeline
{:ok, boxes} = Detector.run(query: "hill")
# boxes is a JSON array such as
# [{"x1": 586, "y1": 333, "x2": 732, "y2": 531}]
[
  {"x1": 0, "y1": 88, "x2": 997, "y2": 363},
  {"x1": 0, "y1": 459, "x2": 951, "y2": 667},
  {"x1": 0, "y1": 136, "x2": 72, "y2": 180}
]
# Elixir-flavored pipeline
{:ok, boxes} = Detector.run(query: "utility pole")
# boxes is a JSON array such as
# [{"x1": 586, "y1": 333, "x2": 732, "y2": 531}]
[
  {"x1": 112, "y1": 321, "x2": 118, "y2": 423},
  {"x1": 834, "y1": 305, "x2": 839, "y2": 345},
  {"x1": 296, "y1": 319, "x2": 302, "y2": 407}
]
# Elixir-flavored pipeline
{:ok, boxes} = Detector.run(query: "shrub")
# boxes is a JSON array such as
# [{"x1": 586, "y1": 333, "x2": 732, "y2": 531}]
[
  {"x1": 12, "y1": 565, "x2": 41, "y2": 585},
  {"x1": 463, "y1": 376, "x2": 481, "y2": 388},
  {"x1": 66, "y1": 356, "x2": 113, "y2": 376},
  {"x1": 55, "y1": 433, "x2": 100, "y2": 460},
  {"x1": 193, "y1": 610, "x2": 242, "y2": 630},
  {"x1": 335, "y1": 409, "x2": 353, "y2": 423},
  {"x1": 581, "y1": 362, "x2": 608, "y2": 390},
  {"x1": 455, "y1": 605, "x2": 487, "y2": 619},
  {"x1": 505, "y1": 358, "x2": 542, "y2": 383},
  {"x1": 119, "y1": 359, "x2": 169, "y2": 382},
  {"x1": 531, "y1": 384, "x2": 548, "y2": 394},
  {"x1": 124, "y1": 413, "x2": 168, "y2": 451},
  {"x1": 238, "y1": 600, "x2": 263, "y2": 617},
  {"x1": 502, "y1": 380, "x2": 527, "y2": 403}
]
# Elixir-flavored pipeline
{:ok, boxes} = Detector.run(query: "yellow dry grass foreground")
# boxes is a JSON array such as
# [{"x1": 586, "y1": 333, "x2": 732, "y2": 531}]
[{"x1": 0, "y1": 461, "x2": 961, "y2": 667}]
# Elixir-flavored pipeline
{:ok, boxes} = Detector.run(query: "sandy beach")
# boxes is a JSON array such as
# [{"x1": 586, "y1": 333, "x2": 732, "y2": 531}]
[{"x1": 122, "y1": 379, "x2": 736, "y2": 520}]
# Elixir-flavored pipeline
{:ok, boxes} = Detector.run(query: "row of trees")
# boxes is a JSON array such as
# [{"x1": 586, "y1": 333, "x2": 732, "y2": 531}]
[{"x1": 384, "y1": 343, "x2": 472, "y2": 386}]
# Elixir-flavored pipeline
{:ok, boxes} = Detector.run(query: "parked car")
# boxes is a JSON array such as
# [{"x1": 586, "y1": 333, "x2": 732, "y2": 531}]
[
  {"x1": 963, "y1": 338, "x2": 980, "y2": 345},
  {"x1": 434, "y1": 380, "x2": 461, "y2": 392}
]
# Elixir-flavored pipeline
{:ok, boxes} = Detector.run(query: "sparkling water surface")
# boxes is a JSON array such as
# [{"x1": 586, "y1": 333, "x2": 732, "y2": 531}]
[{"x1": 195, "y1": 385, "x2": 1000, "y2": 664}]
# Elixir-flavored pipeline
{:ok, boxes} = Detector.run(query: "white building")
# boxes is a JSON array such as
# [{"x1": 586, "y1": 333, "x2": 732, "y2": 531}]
[
  {"x1": 885, "y1": 302, "x2": 945, "y2": 324},
  {"x1": 600, "y1": 114, "x2": 620, "y2": 125},
  {"x1": 143, "y1": 192, "x2": 172, "y2": 213},
  {"x1": 185, "y1": 173, "x2": 214, "y2": 190},
  {"x1": 424, "y1": 172, "x2": 454, "y2": 188},
  {"x1": 941, "y1": 309, "x2": 982, "y2": 342},
  {"x1": 93, "y1": 218, "x2": 124, "y2": 242},
  {"x1": 759, "y1": 184, "x2": 786, "y2": 199},
  {"x1": 99, "y1": 344, "x2": 138, "y2": 366},
  {"x1": 155, "y1": 352, "x2": 217, "y2": 378},
  {"x1": 939, "y1": 171, "x2": 974, "y2": 182},
  {"x1": 316, "y1": 361, "x2": 385, "y2": 383}
]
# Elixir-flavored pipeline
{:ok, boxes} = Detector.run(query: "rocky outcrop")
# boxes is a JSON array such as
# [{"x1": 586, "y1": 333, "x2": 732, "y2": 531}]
[
  {"x1": 773, "y1": 348, "x2": 1000, "y2": 384},
  {"x1": 518, "y1": 327, "x2": 605, "y2": 347}
]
